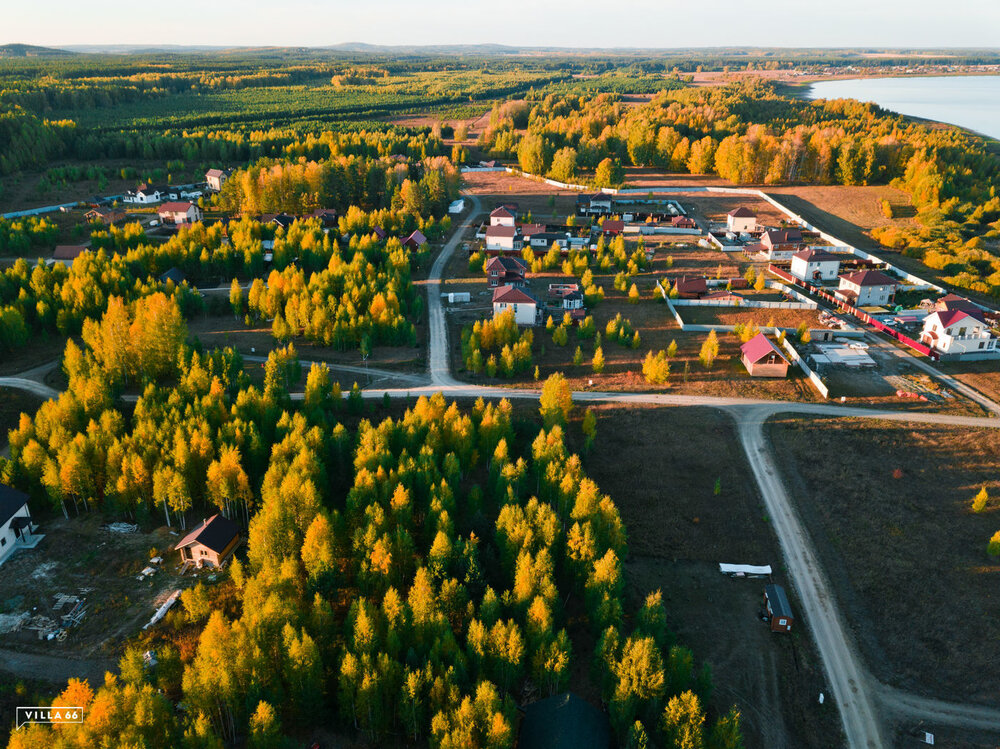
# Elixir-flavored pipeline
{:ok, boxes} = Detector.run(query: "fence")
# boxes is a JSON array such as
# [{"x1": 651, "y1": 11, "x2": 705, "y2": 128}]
[
  {"x1": 775, "y1": 329, "x2": 829, "y2": 399},
  {"x1": 1, "y1": 202, "x2": 81, "y2": 219}
]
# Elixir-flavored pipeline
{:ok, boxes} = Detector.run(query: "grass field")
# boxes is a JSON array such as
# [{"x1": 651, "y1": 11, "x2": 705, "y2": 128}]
[{"x1": 768, "y1": 415, "x2": 1000, "y2": 705}]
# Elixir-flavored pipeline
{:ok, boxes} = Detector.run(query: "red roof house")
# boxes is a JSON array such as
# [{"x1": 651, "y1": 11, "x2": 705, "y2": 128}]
[
  {"x1": 401, "y1": 229, "x2": 427, "y2": 249},
  {"x1": 740, "y1": 333, "x2": 790, "y2": 378},
  {"x1": 673, "y1": 276, "x2": 708, "y2": 299}
]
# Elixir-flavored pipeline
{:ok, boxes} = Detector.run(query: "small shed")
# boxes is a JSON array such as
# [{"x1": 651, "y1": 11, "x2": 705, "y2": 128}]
[
  {"x1": 174, "y1": 514, "x2": 240, "y2": 569},
  {"x1": 740, "y1": 333, "x2": 790, "y2": 378},
  {"x1": 764, "y1": 584, "x2": 794, "y2": 633},
  {"x1": 518, "y1": 693, "x2": 611, "y2": 749}
]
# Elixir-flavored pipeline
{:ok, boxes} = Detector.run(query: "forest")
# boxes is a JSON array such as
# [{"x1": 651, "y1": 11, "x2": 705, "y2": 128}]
[{"x1": 1, "y1": 294, "x2": 743, "y2": 749}]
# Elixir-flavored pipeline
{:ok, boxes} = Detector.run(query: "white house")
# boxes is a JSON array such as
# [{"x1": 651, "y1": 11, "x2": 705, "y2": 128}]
[
  {"x1": 123, "y1": 184, "x2": 177, "y2": 205},
  {"x1": 921, "y1": 309, "x2": 998, "y2": 358},
  {"x1": 726, "y1": 207, "x2": 757, "y2": 233},
  {"x1": 489, "y1": 206, "x2": 516, "y2": 227},
  {"x1": 158, "y1": 202, "x2": 203, "y2": 226},
  {"x1": 759, "y1": 229, "x2": 804, "y2": 261},
  {"x1": 485, "y1": 225, "x2": 521, "y2": 253},
  {"x1": 790, "y1": 248, "x2": 841, "y2": 283},
  {"x1": 0, "y1": 485, "x2": 40, "y2": 567},
  {"x1": 837, "y1": 269, "x2": 898, "y2": 307},
  {"x1": 205, "y1": 168, "x2": 233, "y2": 192},
  {"x1": 492, "y1": 284, "x2": 538, "y2": 326}
]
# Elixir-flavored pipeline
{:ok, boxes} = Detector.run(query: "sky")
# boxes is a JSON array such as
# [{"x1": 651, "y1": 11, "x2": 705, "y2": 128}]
[{"x1": 6, "y1": 0, "x2": 1000, "y2": 49}]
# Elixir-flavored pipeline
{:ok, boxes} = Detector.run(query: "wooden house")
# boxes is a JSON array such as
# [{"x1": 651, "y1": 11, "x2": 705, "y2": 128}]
[
  {"x1": 740, "y1": 334, "x2": 790, "y2": 378},
  {"x1": 174, "y1": 514, "x2": 240, "y2": 569},
  {"x1": 764, "y1": 584, "x2": 794, "y2": 633}
]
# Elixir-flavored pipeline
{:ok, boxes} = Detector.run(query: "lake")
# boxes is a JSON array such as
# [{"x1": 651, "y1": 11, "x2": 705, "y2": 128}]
[{"x1": 806, "y1": 75, "x2": 1000, "y2": 141}]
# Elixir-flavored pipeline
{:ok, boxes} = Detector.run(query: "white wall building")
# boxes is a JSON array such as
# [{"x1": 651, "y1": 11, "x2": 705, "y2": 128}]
[
  {"x1": 921, "y1": 309, "x2": 998, "y2": 358},
  {"x1": 790, "y1": 248, "x2": 841, "y2": 283},
  {"x1": 492, "y1": 285, "x2": 538, "y2": 326},
  {"x1": 837, "y1": 270, "x2": 898, "y2": 307},
  {"x1": 726, "y1": 207, "x2": 757, "y2": 233},
  {"x1": 0, "y1": 485, "x2": 39, "y2": 567}
]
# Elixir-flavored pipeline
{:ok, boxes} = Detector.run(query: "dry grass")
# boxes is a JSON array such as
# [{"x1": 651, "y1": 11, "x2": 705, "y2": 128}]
[{"x1": 769, "y1": 415, "x2": 1000, "y2": 704}]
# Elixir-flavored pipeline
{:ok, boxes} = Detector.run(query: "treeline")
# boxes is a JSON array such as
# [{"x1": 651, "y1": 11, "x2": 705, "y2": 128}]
[
  {"x1": 4, "y1": 351, "x2": 744, "y2": 747},
  {"x1": 0, "y1": 215, "x2": 60, "y2": 254}
]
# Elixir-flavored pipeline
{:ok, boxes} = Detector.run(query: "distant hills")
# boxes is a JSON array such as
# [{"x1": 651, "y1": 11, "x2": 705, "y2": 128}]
[{"x1": 0, "y1": 43, "x2": 73, "y2": 57}]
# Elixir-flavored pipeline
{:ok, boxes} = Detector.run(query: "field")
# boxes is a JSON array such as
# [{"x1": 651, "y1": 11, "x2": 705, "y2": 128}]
[
  {"x1": 768, "y1": 416, "x2": 1000, "y2": 704},
  {"x1": 582, "y1": 405, "x2": 842, "y2": 749}
]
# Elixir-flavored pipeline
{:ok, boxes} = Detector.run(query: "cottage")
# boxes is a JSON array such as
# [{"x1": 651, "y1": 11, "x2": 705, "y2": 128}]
[
  {"x1": 672, "y1": 276, "x2": 708, "y2": 299},
  {"x1": 492, "y1": 284, "x2": 538, "y2": 326},
  {"x1": 400, "y1": 229, "x2": 427, "y2": 250},
  {"x1": 0, "y1": 485, "x2": 40, "y2": 567},
  {"x1": 306, "y1": 208, "x2": 339, "y2": 227},
  {"x1": 160, "y1": 267, "x2": 186, "y2": 286},
  {"x1": 671, "y1": 215, "x2": 697, "y2": 229},
  {"x1": 50, "y1": 245, "x2": 89, "y2": 264},
  {"x1": 763, "y1": 584, "x2": 794, "y2": 633},
  {"x1": 838, "y1": 269, "x2": 897, "y2": 307},
  {"x1": 158, "y1": 202, "x2": 203, "y2": 226},
  {"x1": 517, "y1": 693, "x2": 611, "y2": 749},
  {"x1": 519, "y1": 223, "x2": 547, "y2": 239},
  {"x1": 526, "y1": 231, "x2": 569, "y2": 251},
  {"x1": 585, "y1": 192, "x2": 614, "y2": 215},
  {"x1": 935, "y1": 293, "x2": 982, "y2": 314},
  {"x1": 205, "y1": 168, "x2": 233, "y2": 192},
  {"x1": 485, "y1": 225, "x2": 521, "y2": 253},
  {"x1": 260, "y1": 212, "x2": 296, "y2": 229},
  {"x1": 726, "y1": 206, "x2": 758, "y2": 233},
  {"x1": 601, "y1": 219, "x2": 624, "y2": 236},
  {"x1": 489, "y1": 206, "x2": 516, "y2": 227},
  {"x1": 485, "y1": 256, "x2": 527, "y2": 288},
  {"x1": 790, "y1": 248, "x2": 841, "y2": 283},
  {"x1": 760, "y1": 229, "x2": 804, "y2": 260},
  {"x1": 372, "y1": 226, "x2": 388, "y2": 240},
  {"x1": 174, "y1": 514, "x2": 241, "y2": 569},
  {"x1": 85, "y1": 206, "x2": 126, "y2": 225},
  {"x1": 740, "y1": 333, "x2": 790, "y2": 378},
  {"x1": 921, "y1": 309, "x2": 998, "y2": 357}
]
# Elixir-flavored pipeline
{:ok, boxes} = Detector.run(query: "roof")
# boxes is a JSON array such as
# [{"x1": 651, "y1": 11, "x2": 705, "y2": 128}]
[
  {"x1": 174, "y1": 514, "x2": 239, "y2": 554},
  {"x1": 671, "y1": 215, "x2": 696, "y2": 226},
  {"x1": 936, "y1": 293, "x2": 982, "y2": 313},
  {"x1": 601, "y1": 219, "x2": 624, "y2": 234},
  {"x1": 136, "y1": 183, "x2": 168, "y2": 195},
  {"x1": 492, "y1": 285, "x2": 536, "y2": 305},
  {"x1": 519, "y1": 223, "x2": 547, "y2": 237},
  {"x1": 765, "y1": 584, "x2": 793, "y2": 618},
  {"x1": 762, "y1": 229, "x2": 803, "y2": 245},
  {"x1": 517, "y1": 693, "x2": 611, "y2": 749},
  {"x1": 486, "y1": 256, "x2": 527, "y2": 273},
  {"x1": 0, "y1": 485, "x2": 29, "y2": 529},
  {"x1": 158, "y1": 201, "x2": 195, "y2": 213},
  {"x1": 728, "y1": 206, "x2": 757, "y2": 218},
  {"x1": 205, "y1": 168, "x2": 231, "y2": 178},
  {"x1": 589, "y1": 192, "x2": 613, "y2": 202},
  {"x1": 159, "y1": 267, "x2": 185, "y2": 285},
  {"x1": 485, "y1": 225, "x2": 518, "y2": 239},
  {"x1": 674, "y1": 276, "x2": 708, "y2": 294},
  {"x1": 839, "y1": 270, "x2": 897, "y2": 287},
  {"x1": 741, "y1": 333, "x2": 789, "y2": 366},
  {"x1": 86, "y1": 206, "x2": 122, "y2": 217},
  {"x1": 490, "y1": 206, "x2": 515, "y2": 219},
  {"x1": 793, "y1": 248, "x2": 841, "y2": 263},
  {"x1": 402, "y1": 229, "x2": 427, "y2": 246},
  {"x1": 52, "y1": 245, "x2": 88, "y2": 261},
  {"x1": 928, "y1": 308, "x2": 987, "y2": 328},
  {"x1": 372, "y1": 226, "x2": 388, "y2": 239}
]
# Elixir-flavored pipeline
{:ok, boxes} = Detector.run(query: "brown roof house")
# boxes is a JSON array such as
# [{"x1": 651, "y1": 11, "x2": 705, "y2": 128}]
[
  {"x1": 85, "y1": 206, "x2": 126, "y2": 225},
  {"x1": 672, "y1": 276, "x2": 708, "y2": 299},
  {"x1": 485, "y1": 255, "x2": 527, "y2": 288},
  {"x1": 726, "y1": 206, "x2": 757, "y2": 233},
  {"x1": 50, "y1": 245, "x2": 89, "y2": 265},
  {"x1": 740, "y1": 333, "x2": 790, "y2": 378},
  {"x1": 174, "y1": 514, "x2": 240, "y2": 569},
  {"x1": 400, "y1": 229, "x2": 427, "y2": 250},
  {"x1": 837, "y1": 270, "x2": 897, "y2": 307}
]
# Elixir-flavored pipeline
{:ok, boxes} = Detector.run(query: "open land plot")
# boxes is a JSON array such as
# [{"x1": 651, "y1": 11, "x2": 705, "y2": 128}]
[
  {"x1": 677, "y1": 305, "x2": 824, "y2": 330},
  {"x1": 768, "y1": 416, "x2": 1000, "y2": 705},
  {"x1": 582, "y1": 405, "x2": 841, "y2": 749},
  {"x1": 938, "y1": 360, "x2": 1000, "y2": 408}
]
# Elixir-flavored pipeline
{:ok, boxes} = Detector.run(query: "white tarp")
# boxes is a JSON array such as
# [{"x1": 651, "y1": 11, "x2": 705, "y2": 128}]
[
  {"x1": 719, "y1": 563, "x2": 772, "y2": 577},
  {"x1": 143, "y1": 590, "x2": 181, "y2": 630}
]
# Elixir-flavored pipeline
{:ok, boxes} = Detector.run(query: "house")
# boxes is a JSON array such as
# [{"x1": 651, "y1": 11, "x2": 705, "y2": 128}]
[
  {"x1": 123, "y1": 183, "x2": 178, "y2": 205},
  {"x1": 702, "y1": 290, "x2": 744, "y2": 303},
  {"x1": 492, "y1": 284, "x2": 538, "y2": 326},
  {"x1": 489, "y1": 206, "x2": 516, "y2": 227},
  {"x1": 485, "y1": 225, "x2": 521, "y2": 253},
  {"x1": 0, "y1": 484, "x2": 41, "y2": 567},
  {"x1": 50, "y1": 245, "x2": 89, "y2": 264},
  {"x1": 672, "y1": 276, "x2": 708, "y2": 299},
  {"x1": 763, "y1": 584, "x2": 794, "y2": 633},
  {"x1": 85, "y1": 206, "x2": 126, "y2": 225},
  {"x1": 205, "y1": 168, "x2": 233, "y2": 192},
  {"x1": 400, "y1": 229, "x2": 427, "y2": 250},
  {"x1": 485, "y1": 256, "x2": 527, "y2": 288},
  {"x1": 306, "y1": 208, "x2": 338, "y2": 227},
  {"x1": 740, "y1": 333, "x2": 790, "y2": 378},
  {"x1": 519, "y1": 223, "x2": 547, "y2": 240},
  {"x1": 935, "y1": 293, "x2": 982, "y2": 314},
  {"x1": 372, "y1": 226, "x2": 388, "y2": 240},
  {"x1": 601, "y1": 219, "x2": 624, "y2": 236},
  {"x1": 158, "y1": 202, "x2": 203, "y2": 226},
  {"x1": 838, "y1": 269, "x2": 897, "y2": 307},
  {"x1": 921, "y1": 308, "x2": 998, "y2": 357},
  {"x1": 553, "y1": 287, "x2": 586, "y2": 320},
  {"x1": 671, "y1": 215, "x2": 697, "y2": 229},
  {"x1": 578, "y1": 192, "x2": 613, "y2": 215},
  {"x1": 790, "y1": 248, "x2": 841, "y2": 283},
  {"x1": 526, "y1": 231, "x2": 569, "y2": 251},
  {"x1": 260, "y1": 213, "x2": 296, "y2": 229},
  {"x1": 760, "y1": 229, "x2": 804, "y2": 260},
  {"x1": 174, "y1": 514, "x2": 240, "y2": 569},
  {"x1": 517, "y1": 693, "x2": 611, "y2": 749},
  {"x1": 727, "y1": 206, "x2": 758, "y2": 233},
  {"x1": 448, "y1": 198, "x2": 465, "y2": 214},
  {"x1": 160, "y1": 267, "x2": 186, "y2": 286}
]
